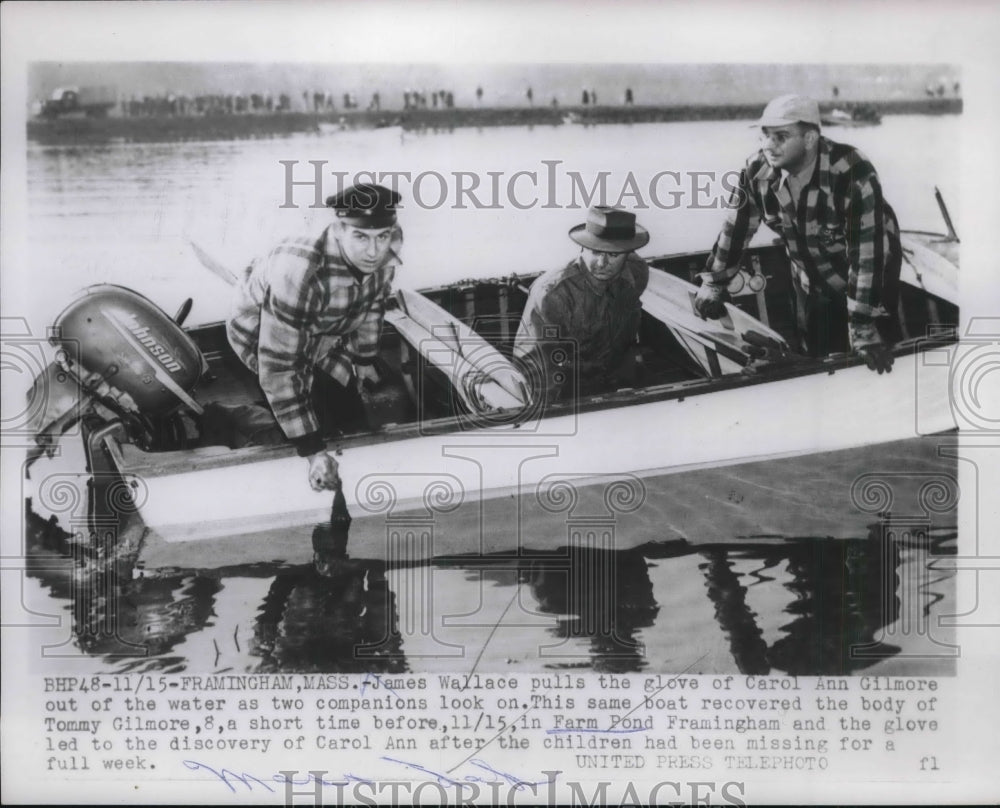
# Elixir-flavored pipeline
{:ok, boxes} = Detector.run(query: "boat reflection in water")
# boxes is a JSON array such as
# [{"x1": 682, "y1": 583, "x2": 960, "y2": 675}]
[{"x1": 25, "y1": 490, "x2": 956, "y2": 675}]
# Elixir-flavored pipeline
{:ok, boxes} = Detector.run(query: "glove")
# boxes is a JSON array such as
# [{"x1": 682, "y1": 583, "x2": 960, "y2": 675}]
[
  {"x1": 857, "y1": 343, "x2": 894, "y2": 374},
  {"x1": 307, "y1": 451, "x2": 341, "y2": 491},
  {"x1": 693, "y1": 279, "x2": 729, "y2": 320}
]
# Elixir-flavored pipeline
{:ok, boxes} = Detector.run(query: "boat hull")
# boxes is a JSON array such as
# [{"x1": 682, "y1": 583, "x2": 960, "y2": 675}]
[
  {"x1": 132, "y1": 430, "x2": 957, "y2": 572},
  {"x1": 104, "y1": 347, "x2": 959, "y2": 571}
]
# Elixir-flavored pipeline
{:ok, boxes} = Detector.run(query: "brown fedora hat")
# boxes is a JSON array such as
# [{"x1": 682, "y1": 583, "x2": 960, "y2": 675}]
[{"x1": 568, "y1": 206, "x2": 649, "y2": 253}]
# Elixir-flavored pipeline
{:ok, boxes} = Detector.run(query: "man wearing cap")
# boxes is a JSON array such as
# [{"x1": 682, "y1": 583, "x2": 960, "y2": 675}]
[
  {"x1": 514, "y1": 206, "x2": 649, "y2": 401},
  {"x1": 226, "y1": 183, "x2": 402, "y2": 491},
  {"x1": 694, "y1": 94, "x2": 901, "y2": 373}
]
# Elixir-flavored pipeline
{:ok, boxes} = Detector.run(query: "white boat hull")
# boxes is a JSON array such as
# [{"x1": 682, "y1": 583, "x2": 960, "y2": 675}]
[{"x1": 114, "y1": 348, "x2": 958, "y2": 569}]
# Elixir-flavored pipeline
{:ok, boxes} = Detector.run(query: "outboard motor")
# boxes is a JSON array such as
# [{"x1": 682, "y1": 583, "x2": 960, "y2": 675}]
[{"x1": 27, "y1": 285, "x2": 208, "y2": 454}]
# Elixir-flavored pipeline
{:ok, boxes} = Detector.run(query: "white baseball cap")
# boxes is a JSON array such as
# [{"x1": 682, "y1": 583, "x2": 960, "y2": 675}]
[{"x1": 753, "y1": 94, "x2": 821, "y2": 127}]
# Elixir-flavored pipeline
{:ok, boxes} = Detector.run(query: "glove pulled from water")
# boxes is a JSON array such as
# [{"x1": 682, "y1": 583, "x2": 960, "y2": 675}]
[{"x1": 307, "y1": 450, "x2": 341, "y2": 491}]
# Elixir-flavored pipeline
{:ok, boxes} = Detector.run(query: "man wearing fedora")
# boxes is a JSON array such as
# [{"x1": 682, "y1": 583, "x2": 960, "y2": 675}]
[
  {"x1": 514, "y1": 206, "x2": 650, "y2": 401},
  {"x1": 694, "y1": 94, "x2": 902, "y2": 374},
  {"x1": 226, "y1": 183, "x2": 403, "y2": 491}
]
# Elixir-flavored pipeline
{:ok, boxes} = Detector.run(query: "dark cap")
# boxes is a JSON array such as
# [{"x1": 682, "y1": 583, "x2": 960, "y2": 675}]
[
  {"x1": 325, "y1": 183, "x2": 401, "y2": 229},
  {"x1": 568, "y1": 206, "x2": 649, "y2": 253}
]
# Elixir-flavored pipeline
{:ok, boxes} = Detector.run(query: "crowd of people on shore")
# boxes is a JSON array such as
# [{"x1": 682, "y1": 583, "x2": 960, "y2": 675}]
[
  {"x1": 38, "y1": 76, "x2": 958, "y2": 122},
  {"x1": 116, "y1": 88, "x2": 467, "y2": 117},
  {"x1": 116, "y1": 90, "x2": 383, "y2": 117},
  {"x1": 120, "y1": 92, "x2": 295, "y2": 117},
  {"x1": 403, "y1": 89, "x2": 455, "y2": 109},
  {"x1": 110, "y1": 86, "x2": 640, "y2": 117}
]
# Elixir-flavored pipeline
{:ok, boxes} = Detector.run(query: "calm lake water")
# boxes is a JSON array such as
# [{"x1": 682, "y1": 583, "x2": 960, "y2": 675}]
[
  {"x1": 24, "y1": 115, "x2": 959, "y2": 326},
  {"x1": 21, "y1": 116, "x2": 960, "y2": 675}
]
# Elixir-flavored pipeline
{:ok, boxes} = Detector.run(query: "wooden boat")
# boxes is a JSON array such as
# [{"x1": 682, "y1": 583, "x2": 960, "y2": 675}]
[{"x1": 25, "y1": 229, "x2": 960, "y2": 574}]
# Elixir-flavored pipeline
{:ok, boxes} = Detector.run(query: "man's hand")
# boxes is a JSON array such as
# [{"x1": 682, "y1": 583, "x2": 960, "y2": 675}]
[
  {"x1": 307, "y1": 451, "x2": 341, "y2": 491},
  {"x1": 857, "y1": 343, "x2": 894, "y2": 374},
  {"x1": 355, "y1": 363, "x2": 381, "y2": 394},
  {"x1": 693, "y1": 280, "x2": 729, "y2": 320}
]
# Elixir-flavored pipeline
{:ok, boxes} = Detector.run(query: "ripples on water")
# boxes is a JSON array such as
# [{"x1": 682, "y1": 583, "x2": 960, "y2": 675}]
[{"x1": 26, "y1": 504, "x2": 957, "y2": 676}]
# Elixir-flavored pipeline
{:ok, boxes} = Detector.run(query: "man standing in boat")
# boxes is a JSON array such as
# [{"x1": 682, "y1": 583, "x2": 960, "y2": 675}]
[
  {"x1": 514, "y1": 206, "x2": 649, "y2": 401},
  {"x1": 694, "y1": 94, "x2": 901, "y2": 373},
  {"x1": 226, "y1": 183, "x2": 402, "y2": 491}
]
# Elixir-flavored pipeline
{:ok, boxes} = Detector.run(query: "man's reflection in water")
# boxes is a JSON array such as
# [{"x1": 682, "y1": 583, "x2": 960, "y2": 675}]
[
  {"x1": 522, "y1": 546, "x2": 660, "y2": 672},
  {"x1": 26, "y1": 484, "x2": 954, "y2": 675},
  {"x1": 250, "y1": 487, "x2": 405, "y2": 673},
  {"x1": 765, "y1": 537, "x2": 903, "y2": 674},
  {"x1": 698, "y1": 533, "x2": 920, "y2": 675},
  {"x1": 251, "y1": 560, "x2": 404, "y2": 674}
]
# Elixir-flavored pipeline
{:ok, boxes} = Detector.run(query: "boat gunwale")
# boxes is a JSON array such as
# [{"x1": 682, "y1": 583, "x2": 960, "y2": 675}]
[
  {"x1": 106, "y1": 234, "x2": 958, "y2": 478},
  {"x1": 114, "y1": 329, "x2": 955, "y2": 479}
]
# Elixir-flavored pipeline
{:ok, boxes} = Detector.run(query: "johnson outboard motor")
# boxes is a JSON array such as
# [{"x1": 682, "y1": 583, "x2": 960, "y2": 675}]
[{"x1": 27, "y1": 284, "x2": 208, "y2": 454}]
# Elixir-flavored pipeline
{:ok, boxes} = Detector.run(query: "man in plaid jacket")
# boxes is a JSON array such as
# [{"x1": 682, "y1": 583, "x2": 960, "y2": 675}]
[
  {"x1": 227, "y1": 183, "x2": 402, "y2": 491},
  {"x1": 694, "y1": 94, "x2": 901, "y2": 374}
]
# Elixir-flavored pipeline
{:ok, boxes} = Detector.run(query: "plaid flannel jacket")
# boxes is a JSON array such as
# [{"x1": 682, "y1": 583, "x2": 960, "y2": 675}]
[
  {"x1": 704, "y1": 137, "x2": 900, "y2": 348},
  {"x1": 227, "y1": 225, "x2": 400, "y2": 442}
]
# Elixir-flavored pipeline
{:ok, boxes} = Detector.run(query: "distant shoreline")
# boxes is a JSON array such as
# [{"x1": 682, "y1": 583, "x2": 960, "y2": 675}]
[{"x1": 27, "y1": 98, "x2": 962, "y2": 145}]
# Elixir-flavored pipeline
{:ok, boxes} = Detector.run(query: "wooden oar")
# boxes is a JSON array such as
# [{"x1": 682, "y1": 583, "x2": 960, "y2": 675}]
[
  {"x1": 934, "y1": 186, "x2": 959, "y2": 242},
  {"x1": 189, "y1": 240, "x2": 237, "y2": 286},
  {"x1": 394, "y1": 287, "x2": 530, "y2": 406},
  {"x1": 641, "y1": 268, "x2": 791, "y2": 376}
]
